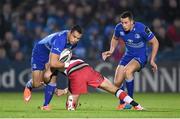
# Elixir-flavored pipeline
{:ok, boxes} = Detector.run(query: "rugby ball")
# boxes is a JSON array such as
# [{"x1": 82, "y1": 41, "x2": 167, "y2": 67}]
[{"x1": 59, "y1": 48, "x2": 72, "y2": 63}]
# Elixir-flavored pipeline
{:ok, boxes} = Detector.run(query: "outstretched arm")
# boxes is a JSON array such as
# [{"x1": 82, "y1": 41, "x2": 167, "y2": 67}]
[
  {"x1": 148, "y1": 36, "x2": 159, "y2": 72},
  {"x1": 102, "y1": 35, "x2": 119, "y2": 60}
]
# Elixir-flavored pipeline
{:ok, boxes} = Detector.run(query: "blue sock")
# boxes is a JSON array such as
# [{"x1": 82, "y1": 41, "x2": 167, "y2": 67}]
[
  {"x1": 43, "y1": 83, "x2": 56, "y2": 106},
  {"x1": 26, "y1": 79, "x2": 33, "y2": 90},
  {"x1": 119, "y1": 83, "x2": 125, "y2": 104},
  {"x1": 125, "y1": 78, "x2": 134, "y2": 98}
]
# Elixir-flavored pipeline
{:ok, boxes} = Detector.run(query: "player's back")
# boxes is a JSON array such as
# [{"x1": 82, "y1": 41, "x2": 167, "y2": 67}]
[{"x1": 62, "y1": 57, "x2": 89, "y2": 76}]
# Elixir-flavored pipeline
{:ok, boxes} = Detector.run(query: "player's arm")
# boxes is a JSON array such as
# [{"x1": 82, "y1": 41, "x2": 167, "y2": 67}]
[
  {"x1": 102, "y1": 24, "x2": 121, "y2": 61},
  {"x1": 148, "y1": 36, "x2": 159, "y2": 72},
  {"x1": 49, "y1": 52, "x2": 66, "y2": 69},
  {"x1": 110, "y1": 35, "x2": 119, "y2": 53},
  {"x1": 102, "y1": 35, "x2": 119, "y2": 60}
]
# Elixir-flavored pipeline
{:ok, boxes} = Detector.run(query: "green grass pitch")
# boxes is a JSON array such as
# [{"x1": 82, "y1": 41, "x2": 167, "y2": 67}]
[{"x1": 0, "y1": 92, "x2": 180, "y2": 118}]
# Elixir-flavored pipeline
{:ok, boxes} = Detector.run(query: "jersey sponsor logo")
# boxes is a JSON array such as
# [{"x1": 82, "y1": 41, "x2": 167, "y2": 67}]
[
  {"x1": 127, "y1": 39, "x2": 133, "y2": 43},
  {"x1": 120, "y1": 31, "x2": 125, "y2": 36},
  {"x1": 126, "y1": 40, "x2": 144, "y2": 48},
  {"x1": 135, "y1": 33, "x2": 140, "y2": 39},
  {"x1": 53, "y1": 47, "x2": 60, "y2": 52}
]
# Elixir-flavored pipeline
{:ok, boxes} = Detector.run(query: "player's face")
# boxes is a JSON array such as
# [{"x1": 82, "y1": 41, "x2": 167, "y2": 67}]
[
  {"x1": 69, "y1": 31, "x2": 82, "y2": 44},
  {"x1": 120, "y1": 17, "x2": 134, "y2": 31}
]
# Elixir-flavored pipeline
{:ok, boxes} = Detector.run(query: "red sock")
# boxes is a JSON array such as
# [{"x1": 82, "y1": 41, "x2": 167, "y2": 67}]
[{"x1": 115, "y1": 89, "x2": 133, "y2": 103}]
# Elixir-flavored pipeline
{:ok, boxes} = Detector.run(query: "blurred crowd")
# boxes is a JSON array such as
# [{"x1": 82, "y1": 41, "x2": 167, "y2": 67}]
[{"x1": 0, "y1": 0, "x2": 180, "y2": 63}]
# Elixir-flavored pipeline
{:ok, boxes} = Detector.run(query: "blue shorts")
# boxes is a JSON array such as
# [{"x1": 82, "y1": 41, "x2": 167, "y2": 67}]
[
  {"x1": 119, "y1": 54, "x2": 147, "y2": 70},
  {"x1": 31, "y1": 44, "x2": 50, "y2": 71}
]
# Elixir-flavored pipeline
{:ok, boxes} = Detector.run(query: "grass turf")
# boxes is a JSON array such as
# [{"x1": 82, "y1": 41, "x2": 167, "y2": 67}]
[{"x1": 0, "y1": 92, "x2": 180, "y2": 118}]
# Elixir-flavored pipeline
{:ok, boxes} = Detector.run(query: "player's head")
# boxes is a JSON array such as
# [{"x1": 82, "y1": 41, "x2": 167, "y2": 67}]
[
  {"x1": 120, "y1": 11, "x2": 134, "y2": 31},
  {"x1": 68, "y1": 25, "x2": 83, "y2": 44}
]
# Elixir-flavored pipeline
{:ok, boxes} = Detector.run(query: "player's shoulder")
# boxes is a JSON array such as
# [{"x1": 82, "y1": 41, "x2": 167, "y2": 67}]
[
  {"x1": 115, "y1": 23, "x2": 123, "y2": 31},
  {"x1": 56, "y1": 30, "x2": 69, "y2": 37},
  {"x1": 52, "y1": 30, "x2": 69, "y2": 42},
  {"x1": 135, "y1": 22, "x2": 146, "y2": 28},
  {"x1": 134, "y1": 22, "x2": 147, "y2": 32}
]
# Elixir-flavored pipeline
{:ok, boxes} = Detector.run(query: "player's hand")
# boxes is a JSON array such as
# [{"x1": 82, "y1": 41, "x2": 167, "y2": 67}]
[
  {"x1": 55, "y1": 88, "x2": 68, "y2": 96},
  {"x1": 150, "y1": 60, "x2": 158, "y2": 72},
  {"x1": 102, "y1": 51, "x2": 113, "y2": 61}
]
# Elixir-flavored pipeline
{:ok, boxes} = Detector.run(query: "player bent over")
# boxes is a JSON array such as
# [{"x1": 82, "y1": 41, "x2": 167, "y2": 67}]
[
  {"x1": 54, "y1": 57, "x2": 144, "y2": 110},
  {"x1": 23, "y1": 25, "x2": 82, "y2": 105}
]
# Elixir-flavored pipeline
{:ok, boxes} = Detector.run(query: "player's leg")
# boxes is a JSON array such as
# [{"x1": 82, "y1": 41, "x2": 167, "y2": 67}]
[
  {"x1": 41, "y1": 71, "x2": 58, "y2": 110},
  {"x1": 120, "y1": 59, "x2": 141, "y2": 109},
  {"x1": 99, "y1": 77, "x2": 143, "y2": 110},
  {"x1": 24, "y1": 44, "x2": 49, "y2": 102},
  {"x1": 24, "y1": 70, "x2": 45, "y2": 102},
  {"x1": 114, "y1": 65, "x2": 125, "y2": 87},
  {"x1": 24, "y1": 63, "x2": 50, "y2": 102},
  {"x1": 85, "y1": 67, "x2": 143, "y2": 110},
  {"x1": 124, "y1": 59, "x2": 141, "y2": 99},
  {"x1": 114, "y1": 65, "x2": 128, "y2": 109}
]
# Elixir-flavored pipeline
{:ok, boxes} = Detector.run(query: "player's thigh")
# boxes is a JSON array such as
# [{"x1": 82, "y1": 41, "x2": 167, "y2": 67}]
[
  {"x1": 114, "y1": 65, "x2": 125, "y2": 86},
  {"x1": 99, "y1": 77, "x2": 118, "y2": 94},
  {"x1": 32, "y1": 70, "x2": 45, "y2": 87},
  {"x1": 124, "y1": 59, "x2": 141, "y2": 75},
  {"x1": 68, "y1": 71, "x2": 88, "y2": 94}
]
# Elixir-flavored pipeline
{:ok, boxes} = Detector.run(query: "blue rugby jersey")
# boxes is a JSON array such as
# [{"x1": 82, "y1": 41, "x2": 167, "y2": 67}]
[
  {"x1": 31, "y1": 30, "x2": 77, "y2": 70},
  {"x1": 38, "y1": 30, "x2": 76, "y2": 55},
  {"x1": 114, "y1": 22, "x2": 154, "y2": 57}
]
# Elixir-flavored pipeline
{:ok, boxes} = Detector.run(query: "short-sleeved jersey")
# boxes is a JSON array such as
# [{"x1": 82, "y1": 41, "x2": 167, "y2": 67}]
[
  {"x1": 31, "y1": 30, "x2": 77, "y2": 70},
  {"x1": 114, "y1": 22, "x2": 154, "y2": 57},
  {"x1": 38, "y1": 30, "x2": 76, "y2": 55}
]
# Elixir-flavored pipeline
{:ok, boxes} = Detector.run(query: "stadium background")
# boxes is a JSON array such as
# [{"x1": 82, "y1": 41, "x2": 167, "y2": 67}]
[{"x1": 0, "y1": 0, "x2": 180, "y2": 93}]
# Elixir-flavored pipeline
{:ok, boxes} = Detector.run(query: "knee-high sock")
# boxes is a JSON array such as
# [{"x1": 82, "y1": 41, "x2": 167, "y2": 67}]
[
  {"x1": 43, "y1": 83, "x2": 56, "y2": 106},
  {"x1": 115, "y1": 89, "x2": 138, "y2": 107},
  {"x1": 26, "y1": 79, "x2": 33, "y2": 90},
  {"x1": 125, "y1": 78, "x2": 134, "y2": 98},
  {"x1": 119, "y1": 83, "x2": 125, "y2": 104}
]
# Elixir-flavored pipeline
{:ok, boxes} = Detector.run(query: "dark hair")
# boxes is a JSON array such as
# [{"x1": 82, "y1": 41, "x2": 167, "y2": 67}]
[
  {"x1": 71, "y1": 25, "x2": 83, "y2": 34},
  {"x1": 120, "y1": 11, "x2": 134, "y2": 20}
]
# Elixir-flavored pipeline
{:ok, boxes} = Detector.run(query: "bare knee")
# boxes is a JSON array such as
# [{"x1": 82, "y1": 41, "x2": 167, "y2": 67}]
[{"x1": 124, "y1": 68, "x2": 133, "y2": 79}]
